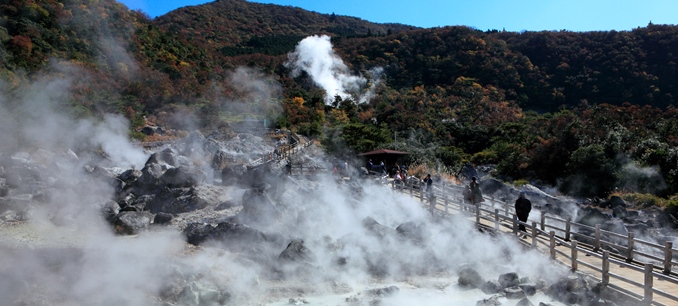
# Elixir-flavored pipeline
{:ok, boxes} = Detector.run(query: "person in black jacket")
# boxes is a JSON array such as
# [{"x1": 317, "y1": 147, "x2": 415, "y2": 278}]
[
  {"x1": 514, "y1": 191, "x2": 532, "y2": 233},
  {"x1": 423, "y1": 174, "x2": 433, "y2": 193}
]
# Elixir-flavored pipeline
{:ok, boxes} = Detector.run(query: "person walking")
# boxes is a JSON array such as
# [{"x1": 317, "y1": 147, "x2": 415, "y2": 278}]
[
  {"x1": 423, "y1": 173, "x2": 433, "y2": 196},
  {"x1": 514, "y1": 191, "x2": 532, "y2": 235},
  {"x1": 469, "y1": 177, "x2": 483, "y2": 205}
]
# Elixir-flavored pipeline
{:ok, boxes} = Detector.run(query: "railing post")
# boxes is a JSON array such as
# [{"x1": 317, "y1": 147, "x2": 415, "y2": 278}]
[
  {"x1": 626, "y1": 232, "x2": 635, "y2": 263},
  {"x1": 643, "y1": 263, "x2": 654, "y2": 304},
  {"x1": 565, "y1": 217, "x2": 571, "y2": 241},
  {"x1": 594, "y1": 224, "x2": 601, "y2": 252},
  {"x1": 512, "y1": 215, "x2": 518, "y2": 235},
  {"x1": 664, "y1": 241, "x2": 673, "y2": 275},
  {"x1": 549, "y1": 231, "x2": 556, "y2": 259},
  {"x1": 443, "y1": 182, "x2": 448, "y2": 213},
  {"x1": 540, "y1": 211, "x2": 546, "y2": 231},
  {"x1": 504, "y1": 201, "x2": 509, "y2": 217},
  {"x1": 494, "y1": 209, "x2": 500, "y2": 231},
  {"x1": 531, "y1": 222, "x2": 538, "y2": 248},
  {"x1": 420, "y1": 185, "x2": 424, "y2": 202},
  {"x1": 571, "y1": 241, "x2": 578, "y2": 271},
  {"x1": 475, "y1": 204, "x2": 480, "y2": 225},
  {"x1": 602, "y1": 251, "x2": 610, "y2": 285},
  {"x1": 429, "y1": 194, "x2": 434, "y2": 217},
  {"x1": 410, "y1": 182, "x2": 413, "y2": 196},
  {"x1": 490, "y1": 195, "x2": 495, "y2": 208}
]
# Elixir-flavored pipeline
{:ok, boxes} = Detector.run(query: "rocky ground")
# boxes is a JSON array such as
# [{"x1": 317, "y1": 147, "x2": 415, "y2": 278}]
[{"x1": 0, "y1": 129, "x2": 662, "y2": 306}]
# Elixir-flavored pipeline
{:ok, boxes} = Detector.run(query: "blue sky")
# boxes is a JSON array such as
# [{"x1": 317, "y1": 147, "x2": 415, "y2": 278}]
[{"x1": 119, "y1": 0, "x2": 678, "y2": 32}]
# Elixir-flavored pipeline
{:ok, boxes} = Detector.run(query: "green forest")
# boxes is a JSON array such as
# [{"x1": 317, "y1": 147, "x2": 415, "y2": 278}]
[{"x1": 2, "y1": 0, "x2": 678, "y2": 201}]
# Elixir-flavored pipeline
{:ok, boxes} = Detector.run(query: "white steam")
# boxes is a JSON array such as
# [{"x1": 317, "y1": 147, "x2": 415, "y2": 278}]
[
  {"x1": 222, "y1": 66, "x2": 283, "y2": 119},
  {"x1": 286, "y1": 35, "x2": 382, "y2": 104},
  {"x1": 0, "y1": 62, "x2": 148, "y2": 169}
]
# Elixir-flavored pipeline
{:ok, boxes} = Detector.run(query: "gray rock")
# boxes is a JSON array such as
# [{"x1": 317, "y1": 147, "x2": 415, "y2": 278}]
[
  {"x1": 364, "y1": 285, "x2": 400, "y2": 298},
  {"x1": 476, "y1": 295, "x2": 502, "y2": 306},
  {"x1": 278, "y1": 239, "x2": 315, "y2": 264},
  {"x1": 516, "y1": 297, "x2": 535, "y2": 306},
  {"x1": 154, "y1": 212, "x2": 173, "y2": 225},
  {"x1": 113, "y1": 211, "x2": 153, "y2": 235},
  {"x1": 612, "y1": 206, "x2": 628, "y2": 219},
  {"x1": 518, "y1": 283, "x2": 537, "y2": 296},
  {"x1": 482, "y1": 279, "x2": 503, "y2": 294},
  {"x1": 362, "y1": 217, "x2": 397, "y2": 239},
  {"x1": 177, "y1": 280, "x2": 229, "y2": 306},
  {"x1": 396, "y1": 221, "x2": 427, "y2": 245},
  {"x1": 504, "y1": 286, "x2": 526, "y2": 299},
  {"x1": 458, "y1": 267, "x2": 485, "y2": 288},
  {"x1": 137, "y1": 163, "x2": 165, "y2": 187},
  {"x1": 102, "y1": 200, "x2": 120, "y2": 221},
  {"x1": 159, "y1": 166, "x2": 206, "y2": 188},
  {"x1": 608, "y1": 196, "x2": 627, "y2": 209},
  {"x1": 499, "y1": 272, "x2": 520, "y2": 288}
]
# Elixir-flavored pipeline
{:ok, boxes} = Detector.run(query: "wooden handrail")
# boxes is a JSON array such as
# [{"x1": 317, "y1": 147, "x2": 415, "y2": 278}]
[{"x1": 390, "y1": 179, "x2": 678, "y2": 305}]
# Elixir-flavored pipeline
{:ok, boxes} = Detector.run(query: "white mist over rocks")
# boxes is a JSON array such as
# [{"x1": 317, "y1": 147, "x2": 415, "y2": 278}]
[
  {"x1": 0, "y1": 46, "x2": 574, "y2": 306},
  {"x1": 0, "y1": 64, "x2": 148, "y2": 170},
  {"x1": 286, "y1": 34, "x2": 383, "y2": 104}
]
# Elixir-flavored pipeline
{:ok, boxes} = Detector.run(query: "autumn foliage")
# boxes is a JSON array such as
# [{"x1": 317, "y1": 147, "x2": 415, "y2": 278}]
[{"x1": 2, "y1": 1, "x2": 678, "y2": 197}]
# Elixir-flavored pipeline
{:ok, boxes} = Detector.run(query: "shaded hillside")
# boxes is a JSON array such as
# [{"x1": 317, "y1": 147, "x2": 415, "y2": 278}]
[
  {"x1": 495, "y1": 25, "x2": 678, "y2": 110},
  {"x1": 153, "y1": 0, "x2": 417, "y2": 56}
]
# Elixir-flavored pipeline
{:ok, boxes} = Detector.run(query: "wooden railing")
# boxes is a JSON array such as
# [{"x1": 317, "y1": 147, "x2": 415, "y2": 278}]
[
  {"x1": 248, "y1": 139, "x2": 314, "y2": 168},
  {"x1": 390, "y1": 179, "x2": 678, "y2": 305}
]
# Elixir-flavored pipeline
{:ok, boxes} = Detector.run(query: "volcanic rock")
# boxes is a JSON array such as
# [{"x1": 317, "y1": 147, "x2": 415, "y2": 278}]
[
  {"x1": 113, "y1": 211, "x2": 153, "y2": 235},
  {"x1": 504, "y1": 286, "x2": 526, "y2": 299},
  {"x1": 498, "y1": 272, "x2": 520, "y2": 288},
  {"x1": 278, "y1": 239, "x2": 315, "y2": 264},
  {"x1": 458, "y1": 267, "x2": 485, "y2": 288}
]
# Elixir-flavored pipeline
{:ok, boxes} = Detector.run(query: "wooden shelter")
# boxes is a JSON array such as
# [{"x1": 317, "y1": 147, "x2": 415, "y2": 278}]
[{"x1": 357, "y1": 149, "x2": 410, "y2": 174}]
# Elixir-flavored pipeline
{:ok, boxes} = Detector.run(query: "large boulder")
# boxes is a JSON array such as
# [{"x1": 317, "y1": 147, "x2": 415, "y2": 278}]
[
  {"x1": 546, "y1": 275, "x2": 592, "y2": 305},
  {"x1": 458, "y1": 267, "x2": 485, "y2": 288},
  {"x1": 362, "y1": 217, "x2": 397, "y2": 239},
  {"x1": 159, "y1": 165, "x2": 206, "y2": 188},
  {"x1": 145, "y1": 185, "x2": 232, "y2": 214},
  {"x1": 607, "y1": 196, "x2": 627, "y2": 209},
  {"x1": 475, "y1": 295, "x2": 502, "y2": 306},
  {"x1": 183, "y1": 221, "x2": 277, "y2": 253},
  {"x1": 576, "y1": 206, "x2": 613, "y2": 227},
  {"x1": 176, "y1": 280, "x2": 231, "y2": 306},
  {"x1": 233, "y1": 187, "x2": 279, "y2": 227},
  {"x1": 212, "y1": 150, "x2": 233, "y2": 173},
  {"x1": 220, "y1": 164, "x2": 248, "y2": 186},
  {"x1": 396, "y1": 221, "x2": 427, "y2": 245},
  {"x1": 136, "y1": 163, "x2": 165, "y2": 188},
  {"x1": 481, "y1": 280, "x2": 503, "y2": 294},
  {"x1": 278, "y1": 239, "x2": 315, "y2": 264},
  {"x1": 145, "y1": 148, "x2": 178, "y2": 167},
  {"x1": 498, "y1": 272, "x2": 520, "y2": 288},
  {"x1": 0, "y1": 177, "x2": 7, "y2": 197},
  {"x1": 113, "y1": 211, "x2": 153, "y2": 235},
  {"x1": 504, "y1": 286, "x2": 526, "y2": 299},
  {"x1": 118, "y1": 169, "x2": 142, "y2": 185}
]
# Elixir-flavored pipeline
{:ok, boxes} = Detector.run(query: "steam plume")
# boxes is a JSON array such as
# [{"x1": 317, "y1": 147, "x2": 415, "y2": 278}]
[{"x1": 286, "y1": 35, "x2": 382, "y2": 104}]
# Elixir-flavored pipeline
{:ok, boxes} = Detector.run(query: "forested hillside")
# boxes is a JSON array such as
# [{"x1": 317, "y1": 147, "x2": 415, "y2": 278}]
[{"x1": 2, "y1": 0, "x2": 678, "y2": 200}]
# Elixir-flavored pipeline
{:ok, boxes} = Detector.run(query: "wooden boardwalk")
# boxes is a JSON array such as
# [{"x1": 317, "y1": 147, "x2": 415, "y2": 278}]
[{"x1": 394, "y1": 182, "x2": 678, "y2": 305}]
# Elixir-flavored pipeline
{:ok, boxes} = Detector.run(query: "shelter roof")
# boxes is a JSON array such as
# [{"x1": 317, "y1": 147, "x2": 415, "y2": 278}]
[{"x1": 357, "y1": 149, "x2": 410, "y2": 156}]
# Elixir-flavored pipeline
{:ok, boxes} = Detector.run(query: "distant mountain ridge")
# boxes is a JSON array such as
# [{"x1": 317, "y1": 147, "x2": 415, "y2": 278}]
[{"x1": 154, "y1": 0, "x2": 417, "y2": 48}]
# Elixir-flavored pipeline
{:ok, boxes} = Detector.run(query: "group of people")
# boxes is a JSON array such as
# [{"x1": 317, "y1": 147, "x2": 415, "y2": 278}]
[{"x1": 462, "y1": 177, "x2": 533, "y2": 235}]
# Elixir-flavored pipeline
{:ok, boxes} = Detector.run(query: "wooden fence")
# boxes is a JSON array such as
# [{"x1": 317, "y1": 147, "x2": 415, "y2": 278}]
[{"x1": 390, "y1": 179, "x2": 678, "y2": 305}]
